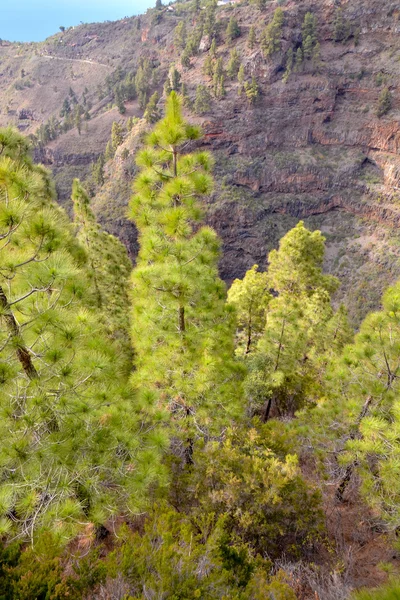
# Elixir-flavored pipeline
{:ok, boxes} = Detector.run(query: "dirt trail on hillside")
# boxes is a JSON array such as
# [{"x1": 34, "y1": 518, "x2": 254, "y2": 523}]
[{"x1": 41, "y1": 55, "x2": 110, "y2": 68}]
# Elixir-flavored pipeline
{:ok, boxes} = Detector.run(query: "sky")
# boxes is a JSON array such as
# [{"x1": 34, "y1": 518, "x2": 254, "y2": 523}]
[{"x1": 0, "y1": 0, "x2": 155, "y2": 43}]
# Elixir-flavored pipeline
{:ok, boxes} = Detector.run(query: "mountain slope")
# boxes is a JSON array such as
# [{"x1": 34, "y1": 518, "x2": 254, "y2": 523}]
[{"x1": 1, "y1": 0, "x2": 400, "y2": 323}]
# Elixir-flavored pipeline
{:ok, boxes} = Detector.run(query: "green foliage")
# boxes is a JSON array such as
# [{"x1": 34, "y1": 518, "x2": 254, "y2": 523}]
[
  {"x1": 111, "y1": 121, "x2": 124, "y2": 150},
  {"x1": 250, "y1": 0, "x2": 266, "y2": 11},
  {"x1": 298, "y1": 12, "x2": 320, "y2": 72},
  {"x1": 210, "y1": 37, "x2": 217, "y2": 58},
  {"x1": 377, "y1": 87, "x2": 392, "y2": 117},
  {"x1": 104, "y1": 139, "x2": 114, "y2": 161},
  {"x1": 334, "y1": 8, "x2": 352, "y2": 43},
  {"x1": 203, "y1": 0, "x2": 217, "y2": 38},
  {"x1": 144, "y1": 91, "x2": 161, "y2": 124},
  {"x1": 238, "y1": 64, "x2": 245, "y2": 95},
  {"x1": 226, "y1": 16, "x2": 241, "y2": 42},
  {"x1": 0, "y1": 129, "x2": 165, "y2": 545},
  {"x1": 248, "y1": 25, "x2": 257, "y2": 50},
  {"x1": 283, "y1": 47, "x2": 294, "y2": 83},
  {"x1": 189, "y1": 424, "x2": 325, "y2": 560},
  {"x1": 165, "y1": 64, "x2": 182, "y2": 95},
  {"x1": 104, "y1": 510, "x2": 238, "y2": 598},
  {"x1": 228, "y1": 265, "x2": 270, "y2": 355},
  {"x1": 267, "y1": 222, "x2": 338, "y2": 296},
  {"x1": 174, "y1": 20, "x2": 187, "y2": 50},
  {"x1": 181, "y1": 50, "x2": 191, "y2": 69},
  {"x1": 321, "y1": 282, "x2": 400, "y2": 527},
  {"x1": 114, "y1": 86, "x2": 126, "y2": 114},
  {"x1": 92, "y1": 153, "x2": 105, "y2": 186},
  {"x1": 214, "y1": 74, "x2": 226, "y2": 99},
  {"x1": 129, "y1": 93, "x2": 243, "y2": 447},
  {"x1": 71, "y1": 179, "x2": 133, "y2": 372},
  {"x1": 227, "y1": 48, "x2": 241, "y2": 79},
  {"x1": 352, "y1": 579, "x2": 400, "y2": 599},
  {"x1": 0, "y1": 541, "x2": 106, "y2": 599},
  {"x1": 181, "y1": 82, "x2": 191, "y2": 109},
  {"x1": 301, "y1": 12, "x2": 317, "y2": 58},
  {"x1": 184, "y1": 26, "x2": 202, "y2": 57},
  {"x1": 240, "y1": 223, "x2": 350, "y2": 419},
  {"x1": 203, "y1": 54, "x2": 214, "y2": 78},
  {"x1": 244, "y1": 77, "x2": 259, "y2": 105},
  {"x1": 213, "y1": 56, "x2": 224, "y2": 79},
  {"x1": 295, "y1": 47, "x2": 304, "y2": 72},
  {"x1": 135, "y1": 58, "x2": 153, "y2": 109},
  {"x1": 194, "y1": 84, "x2": 212, "y2": 114},
  {"x1": 261, "y1": 8, "x2": 284, "y2": 58}
]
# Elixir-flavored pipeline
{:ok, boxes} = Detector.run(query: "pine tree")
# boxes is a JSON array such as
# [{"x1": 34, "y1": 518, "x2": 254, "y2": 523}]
[
  {"x1": 213, "y1": 57, "x2": 223, "y2": 79},
  {"x1": 115, "y1": 86, "x2": 126, "y2": 114},
  {"x1": 227, "y1": 48, "x2": 240, "y2": 79},
  {"x1": 194, "y1": 84, "x2": 212, "y2": 114},
  {"x1": 174, "y1": 21, "x2": 186, "y2": 50},
  {"x1": 212, "y1": 61, "x2": 221, "y2": 95},
  {"x1": 209, "y1": 37, "x2": 217, "y2": 58},
  {"x1": 213, "y1": 72, "x2": 223, "y2": 99},
  {"x1": 181, "y1": 51, "x2": 191, "y2": 69},
  {"x1": 295, "y1": 47, "x2": 304, "y2": 72},
  {"x1": 261, "y1": 8, "x2": 284, "y2": 58},
  {"x1": 167, "y1": 65, "x2": 182, "y2": 92},
  {"x1": 237, "y1": 64, "x2": 245, "y2": 96},
  {"x1": 203, "y1": 54, "x2": 214, "y2": 78},
  {"x1": 92, "y1": 153, "x2": 105, "y2": 186},
  {"x1": 243, "y1": 222, "x2": 345, "y2": 420},
  {"x1": 111, "y1": 121, "x2": 124, "y2": 150},
  {"x1": 60, "y1": 97, "x2": 71, "y2": 117},
  {"x1": 333, "y1": 8, "x2": 344, "y2": 41},
  {"x1": 203, "y1": 0, "x2": 217, "y2": 38},
  {"x1": 333, "y1": 8, "x2": 351, "y2": 43},
  {"x1": 320, "y1": 281, "x2": 400, "y2": 515},
  {"x1": 226, "y1": 17, "x2": 240, "y2": 43},
  {"x1": 302, "y1": 35, "x2": 314, "y2": 60},
  {"x1": 135, "y1": 59, "x2": 152, "y2": 109},
  {"x1": 376, "y1": 87, "x2": 392, "y2": 117},
  {"x1": 301, "y1": 12, "x2": 317, "y2": 51},
  {"x1": 129, "y1": 93, "x2": 242, "y2": 451},
  {"x1": 312, "y1": 41, "x2": 321, "y2": 70},
  {"x1": 251, "y1": 0, "x2": 266, "y2": 11},
  {"x1": 283, "y1": 47, "x2": 294, "y2": 83},
  {"x1": 181, "y1": 82, "x2": 191, "y2": 109},
  {"x1": 215, "y1": 75, "x2": 226, "y2": 99},
  {"x1": 184, "y1": 29, "x2": 201, "y2": 57},
  {"x1": 0, "y1": 128, "x2": 166, "y2": 543},
  {"x1": 228, "y1": 265, "x2": 270, "y2": 356},
  {"x1": 74, "y1": 106, "x2": 82, "y2": 135},
  {"x1": 71, "y1": 179, "x2": 133, "y2": 372},
  {"x1": 248, "y1": 26, "x2": 256, "y2": 50},
  {"x1": 244, "y1": 76, "x2": 259, "y2": 104},
  {"x1": 105, "y1": 139, "x2": 114, "y2": 161},
  {"x1": 144, "y1": 92, "x2": 161, "y2": 124}
]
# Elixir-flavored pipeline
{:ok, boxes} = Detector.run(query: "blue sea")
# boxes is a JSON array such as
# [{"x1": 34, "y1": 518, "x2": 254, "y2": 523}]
[{"x1": 1, "y1": 0, "x2": 155, "y2": 43}]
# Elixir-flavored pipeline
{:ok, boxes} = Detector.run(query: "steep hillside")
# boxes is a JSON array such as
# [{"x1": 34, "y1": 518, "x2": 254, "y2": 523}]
[{"x1": 1, "y1": 0, "x2": 400, "y2": 323}]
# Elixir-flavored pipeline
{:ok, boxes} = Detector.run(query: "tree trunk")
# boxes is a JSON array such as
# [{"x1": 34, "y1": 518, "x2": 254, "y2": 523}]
[
  {"x1": 0, "y1": 285, "x2": 38, "y2": 380},
  {"x1": 262, "y1": 395, "x2": 274, "y2": 422},
  {"x1": 179, "y1": 305, "x2": 185, "y2": 333},
  {"x1": 335, "y1": 396, "x2": 372, "y2": 502},
  {"x1": 245, "y1": 315, "x2": 252, "y2": 355},
  {"x1": 184, "y1": 438, "x2": 194, "y2": 465},
  {"x1": 172, "y1": 147, "x2": 178, "y2": 177}
]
